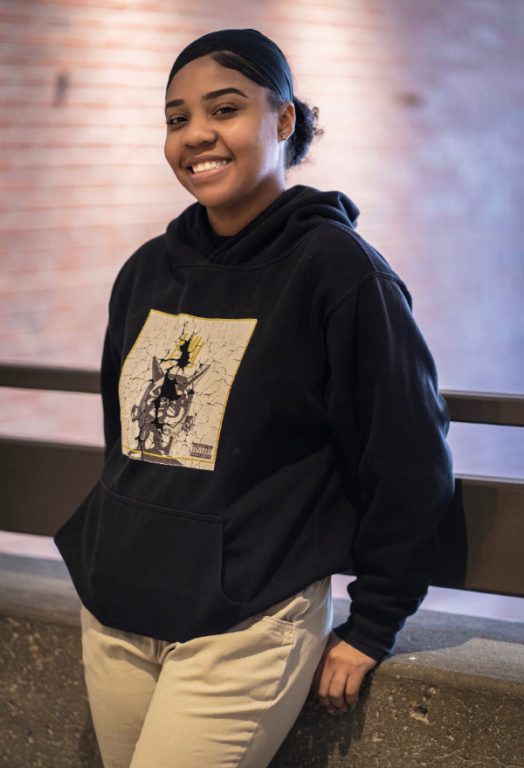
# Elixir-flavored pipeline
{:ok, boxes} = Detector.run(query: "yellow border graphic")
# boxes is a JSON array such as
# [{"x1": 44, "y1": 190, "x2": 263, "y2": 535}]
[{"x1": 119, "y1": 310, "x2": 257, "y2": 470}]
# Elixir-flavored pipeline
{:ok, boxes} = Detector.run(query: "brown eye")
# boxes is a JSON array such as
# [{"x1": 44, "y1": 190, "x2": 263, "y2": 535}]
[
  {"x1": 215, "y1": 105, "x2": 238, "y2": 117},
  {"x1": 166, "y1": 115, "x2": 186, "y2": 127}
]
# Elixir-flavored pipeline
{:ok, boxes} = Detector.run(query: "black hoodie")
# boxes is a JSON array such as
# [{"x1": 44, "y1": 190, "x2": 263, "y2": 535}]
[{"x1": 54, "y1": 184, "x2": 454, "y2": 661}]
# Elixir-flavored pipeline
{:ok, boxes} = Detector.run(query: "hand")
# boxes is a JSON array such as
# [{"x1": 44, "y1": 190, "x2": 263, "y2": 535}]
[{"x1": 311, "y1": 632, "x2": 378, "y2": 714}]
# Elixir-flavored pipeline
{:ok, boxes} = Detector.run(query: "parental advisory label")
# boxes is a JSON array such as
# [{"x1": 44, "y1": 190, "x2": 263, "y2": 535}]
[{"x1": 190, "y1": 442, "x2": 214, "y2": 460}]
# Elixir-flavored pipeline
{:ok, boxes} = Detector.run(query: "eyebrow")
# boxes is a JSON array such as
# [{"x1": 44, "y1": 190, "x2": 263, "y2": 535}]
[{"x1": 165, "y1": 87, "x2": 249, "y2": 111}]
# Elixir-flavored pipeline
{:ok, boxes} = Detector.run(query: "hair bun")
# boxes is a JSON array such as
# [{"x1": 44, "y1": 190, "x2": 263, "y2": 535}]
[{"x1": 286, "y1": 97, "x2": 324, "y2": 168}]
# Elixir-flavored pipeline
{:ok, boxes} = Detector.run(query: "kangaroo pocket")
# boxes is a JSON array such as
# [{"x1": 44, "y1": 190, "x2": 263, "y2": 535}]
[{"x1": 54, "y1": 480, "x2": 242, "y2": 641}]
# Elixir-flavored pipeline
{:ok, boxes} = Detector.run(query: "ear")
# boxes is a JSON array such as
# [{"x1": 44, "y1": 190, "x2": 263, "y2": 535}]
[{"x1": 278, "y1": 100, "x2": 296, "y2": 141}]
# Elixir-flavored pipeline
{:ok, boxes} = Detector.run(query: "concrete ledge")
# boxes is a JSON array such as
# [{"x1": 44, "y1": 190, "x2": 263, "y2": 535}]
[
  {"x1": 1, "y1": 554, "x2": 523, "y2": 768},
  {"x1": 1, "y1": 615, "x2": 102, "y2": 768},
  {"x1": 271, "y1": 604, "x2": 524, "y2": 768}
]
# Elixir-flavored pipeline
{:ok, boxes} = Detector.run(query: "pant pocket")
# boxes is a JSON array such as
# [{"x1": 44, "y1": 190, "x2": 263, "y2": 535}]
[
  {"x1": 259, "y1": 577, "x2": 332, "y2": 636},
  {"x1": 55, "y1": 481, "x2": 242, "y2": 641}
]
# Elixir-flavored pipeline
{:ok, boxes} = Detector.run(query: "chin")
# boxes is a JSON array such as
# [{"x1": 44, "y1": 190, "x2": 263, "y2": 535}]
[{"x1": 191, "y1": 187, "x2": 243, "y2": 211}]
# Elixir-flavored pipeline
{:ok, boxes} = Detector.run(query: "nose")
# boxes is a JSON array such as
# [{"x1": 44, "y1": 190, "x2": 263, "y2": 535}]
[{"x1": 183, "y1": 114, "x2": 217, "y2": 148}]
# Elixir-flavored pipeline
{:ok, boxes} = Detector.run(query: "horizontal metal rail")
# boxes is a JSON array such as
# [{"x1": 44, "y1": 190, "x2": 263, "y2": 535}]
[
  {"x1": 0, "y1": 362, "x2": 100, "y2": 394},
  {"x1": 1, "y1": 366, "x2": 524, "y2": 597},
  {"x1": 1, "y1": 363, "x2": 524, "y2": 426},
  {"x1": 0, "y1": 435, "x2": 523, "y2": 597},
  {"x1": 441, "y1": 389, "x2": 524, "y2": 428}
]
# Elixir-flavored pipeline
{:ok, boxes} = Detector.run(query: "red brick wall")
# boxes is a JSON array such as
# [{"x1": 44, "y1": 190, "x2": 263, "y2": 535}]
[{"x1": 1, "y1": 0, "x2": 523, "y2": 444}]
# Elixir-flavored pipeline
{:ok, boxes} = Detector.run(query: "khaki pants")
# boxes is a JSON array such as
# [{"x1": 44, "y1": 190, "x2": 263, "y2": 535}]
[{"x1": 80, "y1": 576, "x2": 333, "y2": 768}]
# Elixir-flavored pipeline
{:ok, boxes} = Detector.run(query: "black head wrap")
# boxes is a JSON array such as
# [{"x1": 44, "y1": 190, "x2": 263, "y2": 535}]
[{"x1": 166, "y1": 28, "x2": 294, "y2": 103}]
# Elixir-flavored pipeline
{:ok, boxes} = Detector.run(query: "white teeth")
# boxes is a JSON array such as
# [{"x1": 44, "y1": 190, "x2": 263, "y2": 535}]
[{"x1": 191, "y1": 160, "x2": 229, "y2": 174}]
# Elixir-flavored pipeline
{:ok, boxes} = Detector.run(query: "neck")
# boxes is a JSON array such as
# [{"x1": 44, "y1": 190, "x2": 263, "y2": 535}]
[{"x1": 206, "y1": 178, "x2": 286, "y2": 236}]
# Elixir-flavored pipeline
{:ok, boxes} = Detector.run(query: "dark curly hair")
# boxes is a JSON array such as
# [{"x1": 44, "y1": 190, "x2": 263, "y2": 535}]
[{"x1": 211, "y1": 50, "x2": 323, "y2": 169}]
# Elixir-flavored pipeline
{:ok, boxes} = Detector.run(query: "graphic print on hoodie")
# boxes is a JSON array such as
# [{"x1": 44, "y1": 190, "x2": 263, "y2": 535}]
[{"x1": 119, "y1": 309, "x2": 257, "y2": 470}]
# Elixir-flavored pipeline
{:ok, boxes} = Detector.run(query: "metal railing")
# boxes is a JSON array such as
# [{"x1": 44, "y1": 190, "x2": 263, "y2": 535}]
[
  {"x1": 2, "y1": 363, "x2": 524, "y2": 426},
  {"x1": 1, "y1": 362, "x2": 523, "y2": 597}
]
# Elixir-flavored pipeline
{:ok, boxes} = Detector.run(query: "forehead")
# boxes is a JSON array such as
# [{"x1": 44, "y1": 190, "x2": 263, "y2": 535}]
[{"x1": 166, "y1": 54, "x2": 260, "y2": 100}]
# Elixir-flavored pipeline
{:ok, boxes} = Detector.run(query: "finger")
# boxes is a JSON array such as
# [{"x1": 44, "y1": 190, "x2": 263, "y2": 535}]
[
  {"x1": 310, "y1": 638, "x2": 332, "y2": 695},
  {"x1": 327, "y1": 673, "x2": 350, "y2": 711},
  {"x1": 316, "y1": 666, "x2": 336, "y2": 711},
  {"x1": 344, "y1": 668, "x2": 367, "y2": 706}
]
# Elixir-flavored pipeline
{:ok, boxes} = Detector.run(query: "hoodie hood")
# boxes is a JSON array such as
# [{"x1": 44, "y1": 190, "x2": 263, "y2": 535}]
[{"x1": 165, "y1": 185, "x2": 360, "y2": 268}]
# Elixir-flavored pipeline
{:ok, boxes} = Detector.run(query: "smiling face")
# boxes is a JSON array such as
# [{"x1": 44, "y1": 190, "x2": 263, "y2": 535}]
[{"x1": 164, "y1": 54, "x2": 295, "y2": 235}]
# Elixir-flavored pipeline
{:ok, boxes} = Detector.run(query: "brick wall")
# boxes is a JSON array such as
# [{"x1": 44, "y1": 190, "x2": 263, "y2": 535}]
[{"x1": 1, "y1": 0, "x2": 523, "y2": 445}]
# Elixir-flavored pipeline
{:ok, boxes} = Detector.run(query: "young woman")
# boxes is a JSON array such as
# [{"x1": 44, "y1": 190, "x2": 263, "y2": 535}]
[{"x1": 55, "y1": 28, "x2": 454, "y2": 768}]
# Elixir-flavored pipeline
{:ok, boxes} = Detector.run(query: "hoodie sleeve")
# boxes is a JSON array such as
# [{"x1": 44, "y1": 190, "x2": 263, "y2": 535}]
[
  {"x1": 323, "y1": 273, "x2": 454, "y2": 661},
  {"x1": 100, "y1": 322, "x2": 121, "y2": 459},
  {"x1": 99, "y1": 255, "x2": 135, "y2": 459}
]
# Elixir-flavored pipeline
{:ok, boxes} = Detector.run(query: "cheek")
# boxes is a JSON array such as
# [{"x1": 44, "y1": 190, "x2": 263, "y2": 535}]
[
  {"x1": 234, "y1": 122, "x2": 279, "y2": 173},
  {"x1": 164, "y1": 136, "x2": 187, "y2": 183},
  {"x1": 256, "y1": 114, "x2": 280, "y2": 166},
  {"x1": 164, "y1": 135, "x2": 177, "y2": 167}
]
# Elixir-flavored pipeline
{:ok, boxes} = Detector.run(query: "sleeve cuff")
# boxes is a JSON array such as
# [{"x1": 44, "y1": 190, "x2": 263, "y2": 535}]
[{"x1": 332, "y1": 620, "x2": 396, "y2": 662}]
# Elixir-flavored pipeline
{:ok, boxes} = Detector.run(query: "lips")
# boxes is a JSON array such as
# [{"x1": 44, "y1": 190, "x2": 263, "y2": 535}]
[
  {"x1": 186, "y1": 159, "x2": 232, "y2": 183},
  {"x1": 191, "y1": 159, "x2": 230, "y2": 174},
  {"x1": 186, "y1": 155, "x2": 232, "y2": 172}
]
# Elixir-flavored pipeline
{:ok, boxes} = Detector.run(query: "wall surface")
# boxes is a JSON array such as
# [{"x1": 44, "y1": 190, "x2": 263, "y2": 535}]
[{"x1": 1, "y1": 0, "x2": 523, "y2": 448}]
